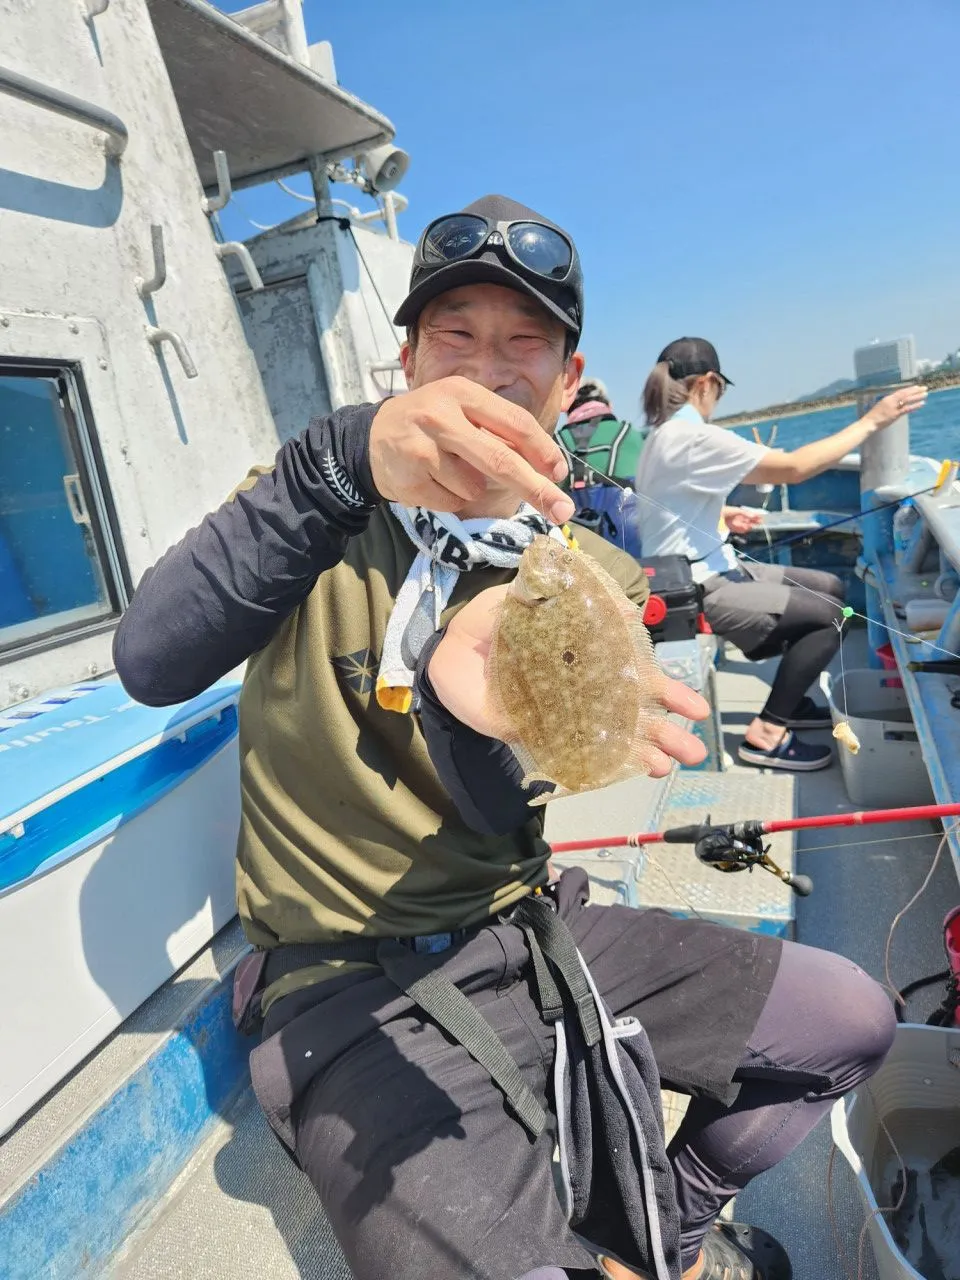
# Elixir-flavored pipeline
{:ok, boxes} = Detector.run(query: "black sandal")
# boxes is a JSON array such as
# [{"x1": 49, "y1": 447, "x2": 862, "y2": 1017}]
[{"x1": 697, "y1": 1222, "x2": 792, "y2": 1280}]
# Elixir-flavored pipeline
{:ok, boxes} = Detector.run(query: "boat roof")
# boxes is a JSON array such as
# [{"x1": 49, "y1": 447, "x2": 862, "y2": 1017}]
[{"x1": 146, "y1": 0, "x2": 395, "y2": 191}]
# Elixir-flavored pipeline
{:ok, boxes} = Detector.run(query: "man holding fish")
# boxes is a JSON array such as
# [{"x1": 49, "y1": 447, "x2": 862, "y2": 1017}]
[{"x1": 115, "y1": 196, "x2": 895, "y2": 1280}]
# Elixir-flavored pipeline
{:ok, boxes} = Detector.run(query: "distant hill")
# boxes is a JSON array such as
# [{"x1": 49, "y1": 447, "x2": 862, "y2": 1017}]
[
  {"x1": 716, "y1": 368, "x2": 960, "y2": 428},
  {"x1": 794, "y1": 378, "x2": 856, "y2": 402}
]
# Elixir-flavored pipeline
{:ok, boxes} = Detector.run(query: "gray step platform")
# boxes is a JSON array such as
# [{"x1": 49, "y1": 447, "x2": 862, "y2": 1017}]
[
  {"x1": 637, "y1": 769, "x2": 797, "y2": 936},
  {"x1": 106, "y1": 1091, "x2": 349, "y2": 1280}
]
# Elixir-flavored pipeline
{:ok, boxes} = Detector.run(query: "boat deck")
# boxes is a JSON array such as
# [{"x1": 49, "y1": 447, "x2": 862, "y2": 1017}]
[
  {"x1": 9, "y1": 634, "x2": 959, "y2": 1280},
  {"x1": 720, "y1": 636, "x2": 957, "y2": 1280}
]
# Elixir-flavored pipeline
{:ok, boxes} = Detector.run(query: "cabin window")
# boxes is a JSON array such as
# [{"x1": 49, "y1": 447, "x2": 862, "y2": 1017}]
[{"x1": 0, "y1": 363, "x2": 126, "y2": 658}]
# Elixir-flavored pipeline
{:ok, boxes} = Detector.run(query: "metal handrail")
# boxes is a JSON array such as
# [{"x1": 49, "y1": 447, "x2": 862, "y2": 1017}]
[
  {"x1": 0, "y1": 64, "x2": 128, "y2": 157},
  {"x1": 216, "y1": 241, "x2": 264, "y2": 292},
  {"x1": 136, "y1": 225, "x2": 167, "y2": 298}
]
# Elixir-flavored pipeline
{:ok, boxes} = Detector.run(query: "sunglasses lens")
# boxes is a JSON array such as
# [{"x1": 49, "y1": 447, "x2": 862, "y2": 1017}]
[
  {"x1": 422, "y1": 215, "x2": 488, "y2": 264},
  {"x1": 506, "y1": 223, "x2": 572, "y2": 279}
]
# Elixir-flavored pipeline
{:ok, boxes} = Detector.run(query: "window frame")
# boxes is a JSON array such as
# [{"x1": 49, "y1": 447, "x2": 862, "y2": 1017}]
[{"x1": 0, "y1": 357, "x2": 130, "y2": 664}]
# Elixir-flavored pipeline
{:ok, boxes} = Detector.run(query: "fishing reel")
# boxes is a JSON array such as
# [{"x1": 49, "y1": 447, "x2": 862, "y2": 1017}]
[{"x1": 663, "y1": 817, "x2": 814, "y2": 896}]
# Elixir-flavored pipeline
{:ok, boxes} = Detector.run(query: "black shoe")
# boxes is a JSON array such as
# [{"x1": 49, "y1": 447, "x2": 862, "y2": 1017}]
[
  {"x1": 697, "y1": 1221, "x2": 792, "y2": 1278},
  {"x1": 782, "y1": 695, "x2": 832, "y2": 729},
  {"x1": 738, "y1": 731, "x2": 832, "y2": 772}
]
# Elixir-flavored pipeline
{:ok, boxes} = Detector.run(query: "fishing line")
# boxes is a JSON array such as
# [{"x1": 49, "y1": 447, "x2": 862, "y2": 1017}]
[
  {"x1": 883, "y1": 821, "x2": 956, "y2": 1008},
  {"x1": 798, "y1": 829, "x2": 945, "y2": 856},
  {"x1": 826, "y1": 824, "x2": 955, "y2": 1280},
  {"x1": 640, "y1": 848, "x2": 707, "y2": 922},
  {"x1": 561, "y1": 453, "x2": 960, "y2": 665},
  {"x1": 346, "y1": 225, "x2": 404, "y2": 352},
  {"x1": 555, "y1": 426, "x2": 958, "y2": 1277},
  {"x1": 758, "y1": 484, "x2": 940, "y2": 556},
  {"x1": 827, "y1": 1086, "x2": 908, "y2": 1280},
  {"x1": 837, "y1": 616, "x2": 850, "y2": 723}
]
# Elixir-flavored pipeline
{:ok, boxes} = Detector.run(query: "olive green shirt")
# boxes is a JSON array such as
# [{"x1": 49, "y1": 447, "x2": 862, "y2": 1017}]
[{"x1": 236, "y1": 506, "x2": 650, "y2": 965}]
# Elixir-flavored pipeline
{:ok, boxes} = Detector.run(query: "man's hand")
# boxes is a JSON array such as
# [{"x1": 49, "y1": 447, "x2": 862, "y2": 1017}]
[
  {"x1": 368, "y1": 377, "x2": 575, "y2": 523},
  {"x1": 723, "y1": 506, "x2": 765, "y2": 535},
  {"x1": 864, "y1": 385, "x2": 929, "y2": 431},
  {"x1": 428, "y1": 584, "x2": 710, "y2": 775}
]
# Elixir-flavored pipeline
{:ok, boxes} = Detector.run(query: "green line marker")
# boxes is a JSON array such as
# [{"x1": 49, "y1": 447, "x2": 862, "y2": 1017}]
[{"x1": 841, "y1": 606, "x2": 855, "y2": 618}]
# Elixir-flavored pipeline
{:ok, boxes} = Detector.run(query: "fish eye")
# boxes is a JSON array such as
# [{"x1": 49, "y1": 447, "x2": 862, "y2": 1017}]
[{"x1": 562, "y1": 553, "x2": 574, "y2": 564}]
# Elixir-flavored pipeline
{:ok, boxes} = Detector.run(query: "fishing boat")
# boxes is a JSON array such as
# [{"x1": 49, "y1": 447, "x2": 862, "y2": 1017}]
[{"x1": 1, "y1": 3, "x2": 958, "y2": 1278}]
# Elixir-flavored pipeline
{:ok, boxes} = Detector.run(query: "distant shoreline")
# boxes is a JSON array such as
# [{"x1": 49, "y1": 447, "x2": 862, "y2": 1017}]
[{"x1": 714, "y1": 370, "x2": 960, "y2": 428}]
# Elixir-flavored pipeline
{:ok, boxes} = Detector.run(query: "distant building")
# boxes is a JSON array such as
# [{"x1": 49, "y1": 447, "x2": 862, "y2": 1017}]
[{"x1": 853, "y1": 336, "x2": 916, "y2": 387}]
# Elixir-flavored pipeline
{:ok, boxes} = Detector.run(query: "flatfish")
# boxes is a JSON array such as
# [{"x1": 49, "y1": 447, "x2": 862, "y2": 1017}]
[{"x1": 488, "y1": 535, "x2": 667, "y2": 803}]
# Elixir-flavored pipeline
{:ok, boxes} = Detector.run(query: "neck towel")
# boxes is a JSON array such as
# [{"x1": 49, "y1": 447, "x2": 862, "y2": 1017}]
[{"x1": 378, "y1": 504, "x2": 569, "y2": 713}]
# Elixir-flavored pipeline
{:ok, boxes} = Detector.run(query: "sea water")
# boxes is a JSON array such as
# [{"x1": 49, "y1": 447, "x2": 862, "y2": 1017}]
[{"x1": 731, "y1": 386, "x2": 960, "y2": 462}]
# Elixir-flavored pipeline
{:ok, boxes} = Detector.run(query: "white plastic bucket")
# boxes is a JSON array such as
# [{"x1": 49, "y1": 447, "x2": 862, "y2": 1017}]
[
  {"x1": 820, "y1": 670, "x2": 933, "y2": 809},
  {"x1": 831, "y1": 1024, "x2": 960, "y2": 1280}
]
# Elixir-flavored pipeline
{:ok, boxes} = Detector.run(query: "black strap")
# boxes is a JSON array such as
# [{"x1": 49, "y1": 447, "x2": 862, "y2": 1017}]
[
  {"x1": 519, "y1": 924, "x2": 564, "y2": 1023},
  {"x1": 513, "y1": 898, "x2": 601, "y2": 1048},
  {"x1": 263, "y1": 939, "x2": 382, "y2": 984},
  {"x1": 377, "y1": 940, "x2": 547, "y2": 1140}
]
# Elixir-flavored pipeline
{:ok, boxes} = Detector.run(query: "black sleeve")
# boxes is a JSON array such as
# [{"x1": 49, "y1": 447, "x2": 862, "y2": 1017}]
[
  {"x1": 414, "y1": 629, "x2": 554, "y2": 836},
  {"x1": 113, "y1": 404, "x2": 381, "y2": 707}
]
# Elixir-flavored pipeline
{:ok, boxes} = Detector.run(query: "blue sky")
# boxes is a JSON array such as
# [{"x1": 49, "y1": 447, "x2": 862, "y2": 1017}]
[{"x1": 219, "y1": 0, "x2": 960, "y2": 416}]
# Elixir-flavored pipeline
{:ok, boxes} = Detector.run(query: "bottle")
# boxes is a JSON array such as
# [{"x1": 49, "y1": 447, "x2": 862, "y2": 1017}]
[{"x1": 892, "y1": 498, "x2": 920, "y2": 561}]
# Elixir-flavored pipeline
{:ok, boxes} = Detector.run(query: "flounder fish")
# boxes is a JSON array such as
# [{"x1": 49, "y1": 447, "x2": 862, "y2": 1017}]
[{"x1": 488, "y1": 535, "x2": 667, "y2": 804}]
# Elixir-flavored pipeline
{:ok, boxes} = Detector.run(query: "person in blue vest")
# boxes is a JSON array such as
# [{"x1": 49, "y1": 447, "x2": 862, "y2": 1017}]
[{"x1": 556, "y1": 377, "x2": 646, "y2": 556}]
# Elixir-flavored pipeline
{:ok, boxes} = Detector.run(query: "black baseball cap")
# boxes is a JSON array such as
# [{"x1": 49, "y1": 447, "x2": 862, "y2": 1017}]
[
  {"x1": 394, "y1": 194, "x2": 583, "y2": 338},
  {"x1": 657, "y1": 337, "x2": 734, "y2": 387}
]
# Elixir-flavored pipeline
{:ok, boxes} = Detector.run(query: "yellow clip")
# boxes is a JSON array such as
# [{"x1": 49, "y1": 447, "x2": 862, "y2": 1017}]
[
  {"x1": 560, "y1": 523, "x2": 579, "y2": 551},
  {"x1": 934, "y1": 459, "x2": 957, "y2": 493},
  {"x1": 375, "y1": 678, "x2": 413, "y2": 715}
]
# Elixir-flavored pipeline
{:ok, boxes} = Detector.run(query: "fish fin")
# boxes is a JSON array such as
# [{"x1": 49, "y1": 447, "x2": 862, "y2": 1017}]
[
  {"x1": 578, "y1": 554, "x2": 652, "y2": 622},
  {"x1": 522, "y1": 769, "x2": 555, "y2": 787},
  {"x1": 527, "y1": 785, "x2": 569, "y2": 808},
  {"x1": 510, "y1": 737, "x2": 552, "y2": 786},
  {"x1": 484, "y1": 607, "x2": 521, "y2": 743},
  {"x1": 624, "y1": 612, "x2": 661, "y2": 677}
]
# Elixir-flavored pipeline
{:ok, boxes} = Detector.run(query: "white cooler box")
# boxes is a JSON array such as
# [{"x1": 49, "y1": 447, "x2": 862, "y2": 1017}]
[{"x1": 0, "y1": 677, "x2": 241, "y2": 1136}]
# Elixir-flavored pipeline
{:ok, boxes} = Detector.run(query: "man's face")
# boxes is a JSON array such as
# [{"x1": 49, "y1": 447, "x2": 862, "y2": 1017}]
[{"x1": 400, "y1": 284, "x2": 583, "y2": 434}]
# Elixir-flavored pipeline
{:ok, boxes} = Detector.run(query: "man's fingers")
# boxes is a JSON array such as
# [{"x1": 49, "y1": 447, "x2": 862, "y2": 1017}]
[
  {"x1": 438, "y1": 410, "x2": 574, "y2": 523},
  {"x1": 430, "y1": 454, "x2": 488, "y2": 504},
  {"x1": 656, "y1": 676, "x2": 711, "y2": 722},
  {"x1": 441, "y1": 377, "x2": 569, "y2": 483},
  {"x1": 410, "y1": 478, "x2": 472, "y2": 513},
  {"x1": 638, "y1": 743, "x2": 675, "y2": 778},
  {"x1": 649, "y1": 716, "x2": 708, "y2": 768}
]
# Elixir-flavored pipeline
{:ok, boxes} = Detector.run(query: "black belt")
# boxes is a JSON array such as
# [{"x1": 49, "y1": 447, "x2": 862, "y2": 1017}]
[
  {"x1": 261, "y1": 917, "x2": 551, "y2": 1141},
  {"x1": 263, "y1": 928, "x2": 472, "y2": 986},
  {"x1": 260, "y1": 902, "x2": 602, "y2": 1145}
]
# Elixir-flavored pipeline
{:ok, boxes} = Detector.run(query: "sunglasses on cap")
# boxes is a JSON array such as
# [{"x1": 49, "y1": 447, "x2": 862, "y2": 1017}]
[{"x1": 416, "y1": 214, "x2": 575, "y2": 283}]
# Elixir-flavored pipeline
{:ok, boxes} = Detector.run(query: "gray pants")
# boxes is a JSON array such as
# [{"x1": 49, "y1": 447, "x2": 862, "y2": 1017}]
[{"x1": 700, "y1": 562, "x2": 842, "y2": 656}]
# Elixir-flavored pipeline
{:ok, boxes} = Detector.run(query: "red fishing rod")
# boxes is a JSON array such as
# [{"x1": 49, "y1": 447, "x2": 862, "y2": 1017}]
[{"x1": 550, "y1": 801, "x2": 960, "y2": 897}]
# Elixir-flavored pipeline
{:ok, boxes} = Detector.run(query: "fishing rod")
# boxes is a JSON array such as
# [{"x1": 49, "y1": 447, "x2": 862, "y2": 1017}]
[
  {"x1": 549, "y1": 800, "x2": 960, "y2": 898},
  {"x1": 745, "y1": 486, "x2": 938, "y2": 554},
  {"x1": 559, "y1": 432, "x2": 956, "y2": 557},
  {"x1": 748, "y1": 484, "x2": 943, "y2": 555}
]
